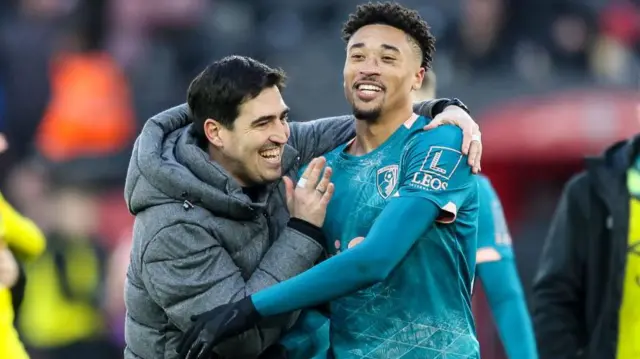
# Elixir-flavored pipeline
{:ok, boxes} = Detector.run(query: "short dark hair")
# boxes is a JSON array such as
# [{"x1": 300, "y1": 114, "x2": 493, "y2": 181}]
[
  {"x1": 187, "y1": 55, "x2": 286, "y2": 140},
  {"x1": 342, "y1": 2, "x2": 435, "y2": 70}
]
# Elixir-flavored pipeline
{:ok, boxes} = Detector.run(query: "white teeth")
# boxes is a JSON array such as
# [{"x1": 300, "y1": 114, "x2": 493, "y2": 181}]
[
  {"x1": 358, "y1": 84, "x2": 382, "y2": 92},
  {"x1": 260, "y1": 148, "x2": 281, "y2": 159}
]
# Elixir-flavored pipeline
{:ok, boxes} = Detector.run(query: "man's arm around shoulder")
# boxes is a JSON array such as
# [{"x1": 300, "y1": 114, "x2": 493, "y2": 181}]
[
  {"x1": 288, "y1": 98, "x2": 453, "y2": 165},
  {"x1": 141, "y1": 220, "x2": 324, "y2": 357},
  {"x1": 532, "y1": 173, "x2": 589, "y2": 359}
]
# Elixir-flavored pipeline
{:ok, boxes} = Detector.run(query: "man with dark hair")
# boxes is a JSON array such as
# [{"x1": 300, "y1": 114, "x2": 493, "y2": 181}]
[
  {"x1": 125, "y1": 54, "x2": 480, "y2": 359},
  {"x1": 186, "y1": 57, "x2": 292, "y2": 186},
  {"x1": 125, "y1": 56, "x2": 340, "y2": 359},
  {"x1": 179, "y1": 3, "x2": 481, "y2": 359}
]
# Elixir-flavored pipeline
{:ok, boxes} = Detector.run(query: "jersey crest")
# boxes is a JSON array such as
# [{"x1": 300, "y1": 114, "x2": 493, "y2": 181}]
[{"x1": 376, "y1": 164, "x2": 399, "y2": 199}]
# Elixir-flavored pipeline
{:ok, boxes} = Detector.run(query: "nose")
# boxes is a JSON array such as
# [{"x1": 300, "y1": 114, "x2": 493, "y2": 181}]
[
  {"x1": 269, "y1": 120, "x2": 289, "y2": 144},
  {"x1": 358, "y1": 58, "x2": 381, "y2": 77}
]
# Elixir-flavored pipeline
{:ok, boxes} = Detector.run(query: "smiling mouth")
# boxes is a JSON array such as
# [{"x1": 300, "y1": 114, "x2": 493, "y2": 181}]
[
  {"x1": 259, "y1": 147, "x2": 282, "y2": 163},
  {"x1": 356, "y1": 83, "x2": 383, "y2": 93},
  {"x1": 354, "y1": 82, "x2": 385, "y2": 101}
]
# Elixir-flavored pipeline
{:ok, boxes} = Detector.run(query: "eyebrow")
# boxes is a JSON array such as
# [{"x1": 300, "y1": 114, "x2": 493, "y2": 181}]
[
  {"x1": 381, "y1": 44, "x2": 400, "y2": 53},
  {"x1": 348, "y1": 42, "x2": 401, "y2": 54},
  {"x1": 251, "y1": 108, "x2": 290, "y2": 126}
]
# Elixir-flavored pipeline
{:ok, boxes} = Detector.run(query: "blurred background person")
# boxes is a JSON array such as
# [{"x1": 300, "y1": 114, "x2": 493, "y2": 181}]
[
  {"x1": 17, "y1": 179, "x2": 116, "y2": 359},
  {"x1": 531, "y1": 102, "x2": 640, "y2": 359},
  {"x1": 0, "y1": 0, "x2": 636, "y2": 358},
  {"x1": 33, "y1": 0, "x2": 136, "y2": 186},
  {"x1": 0, "y1": 133, "x2": 46, "y2": 359},
  {"x1": 0, "y1": 0, "x2": 55, "y2": 184},
  {"x1": 415, "y1": 73, "x2": 538, "y2": 359}
]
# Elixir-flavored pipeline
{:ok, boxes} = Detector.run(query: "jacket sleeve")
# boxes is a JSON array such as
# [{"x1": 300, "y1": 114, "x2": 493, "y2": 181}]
[
  {"x1": 287, "y1": 98, "x2": 449, "y2": 165},
  {"x1": 287, "y1": 116, "x2": 354, "y2": 166},
  {"x1": 141, "y1": 222, "x2": 325, "y2": 357},
  {"x1": 412, "y1": 98, "x2": 450, "y2": 119},
  {"x1": 531, "y1": 174, "x2": 588, "y2": 359}
]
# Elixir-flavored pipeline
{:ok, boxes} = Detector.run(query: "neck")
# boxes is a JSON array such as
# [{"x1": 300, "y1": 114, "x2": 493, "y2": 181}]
[
  {"x1": 350, "y1": 104, "x2": 415, "y2": 156},
  {"x1": 208, "y1": 146, "x2": 250, "y2": 187}
]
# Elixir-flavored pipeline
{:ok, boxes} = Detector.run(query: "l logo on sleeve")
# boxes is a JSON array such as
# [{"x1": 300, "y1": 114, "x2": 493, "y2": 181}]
[
  {"x1": 409, "y1": 146, "x2": 462, "y2": 191},
  {"x1": 418, "y1": 146, "x2": 463, "y2": 180}
]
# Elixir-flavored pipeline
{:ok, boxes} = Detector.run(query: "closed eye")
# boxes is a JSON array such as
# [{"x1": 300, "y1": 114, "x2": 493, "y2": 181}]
[{"x1": 280, "y1": 110, "x2": 290, "y2": 123}]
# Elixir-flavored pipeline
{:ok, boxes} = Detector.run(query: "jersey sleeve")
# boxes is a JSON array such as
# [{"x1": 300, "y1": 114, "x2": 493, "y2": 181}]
[
  {"x1": 398, "y1": 125, "x2": 473, "y2": 223},
  {"x1": 476, "y1": 176, "x2": 514, "y2": 264}
]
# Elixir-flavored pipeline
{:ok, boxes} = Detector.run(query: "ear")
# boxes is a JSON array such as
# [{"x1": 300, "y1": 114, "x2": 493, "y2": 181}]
[
  {"x1": 204, "y1": 118, "x2": 224, "y2": 148},
  {"x1": 413, "y1": 67, "x2": 426, "y2": 91}
]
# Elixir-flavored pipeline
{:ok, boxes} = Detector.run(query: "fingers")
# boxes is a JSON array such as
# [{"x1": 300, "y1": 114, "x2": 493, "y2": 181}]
[
  {"x1": 200, "y1": 340, "x2": 217, "y2": 359},
  {"x1": 290, "y1": 157, "x2": 334, "y2": 227},
  {"x1": 420, "y1": 114, "x2": 482, "y2": 173},
  {"x1": 297, "y1": 158, "x2": 317, "y2": 187},
  {"x1": 178, "y1": 323, "x2": 200, "y2": 357},
  {"x1": 283, "y1": 176, "x2": 294, "y2": 196},
  {"x1": 177, "y1": 337, "x2": 191, "y2": 357},
  {"x1": 468, "y1": 140, "x2": 482, "y2": 173},
  {"x1": 461, "y1": 126, "x2": 472, "y2": 155},
  {"x1": 282, "y1": 176, "x2": 294, "y2": 211},
  {"x1": 422, "y1": 117, "x2": 442, "y2": 130},
  {"x1": 315, "y1": 167, "x2": 332, "y2": 193},
  {"x1": 319, "y1": 183, "x2": 335, "y2": 206},
  {"x1": 467, "y1": 125, "x2": 482, "y2": 173},
  {"x1": 305, "y1": 157, "x2": 326, "y2": 189},
  {"x1": 426, "y1": 115, "x2": 473, "y2": 155},
  {"x1": 185, "y1": 340, "x2": 203, "y2": 359},
  {"x1": 426, "y1": 114, "x2": 456, "y2": 127}
]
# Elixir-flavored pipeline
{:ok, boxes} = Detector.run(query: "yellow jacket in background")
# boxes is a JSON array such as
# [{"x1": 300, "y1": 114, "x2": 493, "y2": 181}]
[{"x1": 0, "y1": 193, "x2": 46, "y2": 359}]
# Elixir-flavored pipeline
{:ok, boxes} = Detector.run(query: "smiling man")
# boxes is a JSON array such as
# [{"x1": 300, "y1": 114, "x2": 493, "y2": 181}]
[
  {"x1": 124, "y1": 57, "x2": 345, "y2": 359},
  {"x1": 179, "y1": 4, "x2": 481, "y2": 359}
]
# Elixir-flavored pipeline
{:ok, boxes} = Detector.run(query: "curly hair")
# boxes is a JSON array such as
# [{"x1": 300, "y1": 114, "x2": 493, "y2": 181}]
[{"x1": 342, "y1": 2, "x2": 435, "y2": 69}]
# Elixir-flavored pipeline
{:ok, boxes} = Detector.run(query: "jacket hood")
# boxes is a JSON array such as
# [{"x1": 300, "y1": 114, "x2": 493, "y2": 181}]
[
  {"x1": 124, "y1": 104, "x2": 297, "y2": 220},
  {"x1": 585, "y1": 134, "x2": 640, "y2": 202},
  {"x1": 587, "y1": 134, "x2": 640, "y2": 176}
]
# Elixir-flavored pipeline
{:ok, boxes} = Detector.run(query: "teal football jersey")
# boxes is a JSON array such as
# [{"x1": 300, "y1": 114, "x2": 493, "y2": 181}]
[
  {"x1": 301, "y1": 117, "x2": 479, "y2": 359},
  {"x1": 476, "y1": 175, "x2": 513, "y2": 264}
]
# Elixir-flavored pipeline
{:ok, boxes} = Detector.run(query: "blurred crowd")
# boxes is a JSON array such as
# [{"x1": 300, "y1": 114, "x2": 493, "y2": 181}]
[{"x1": 0, "y1": 0, "x2": 637, "y2": 358}]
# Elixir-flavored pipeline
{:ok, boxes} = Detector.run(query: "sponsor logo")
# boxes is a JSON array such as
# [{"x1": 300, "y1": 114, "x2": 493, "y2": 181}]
[{"x1": 410, "y1": 172, "x2": 448, "y2": 190}]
